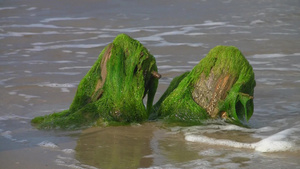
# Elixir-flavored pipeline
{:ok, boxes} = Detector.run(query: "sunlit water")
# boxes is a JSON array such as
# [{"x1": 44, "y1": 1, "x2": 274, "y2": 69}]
[{"x1": 1, "y1": 0, "x2": 300, "y2": 168}]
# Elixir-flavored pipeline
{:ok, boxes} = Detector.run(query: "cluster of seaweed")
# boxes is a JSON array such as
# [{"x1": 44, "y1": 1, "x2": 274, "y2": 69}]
[
  {"x1": 32, "y1": 34, "x2": 255, "y2": 129},
  {"x1": 155, "y1": 46, "x2": 255, "y2": 126}
]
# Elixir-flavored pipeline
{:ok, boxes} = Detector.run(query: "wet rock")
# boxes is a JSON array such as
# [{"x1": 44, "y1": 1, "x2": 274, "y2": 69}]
[
  {"x1": 155, "y1": 46, "x2": 256, "y2": 125},
  {"x1": 32, "y1": 34, "x2": 160, "y2": 129}
]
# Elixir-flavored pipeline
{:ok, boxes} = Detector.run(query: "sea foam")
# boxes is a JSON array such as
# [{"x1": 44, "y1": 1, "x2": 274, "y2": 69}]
[
  {"x1": 185, "y1": 135, "x2": 254, "y2": 149},
  {"x1": 38, "y1": 141, "x2": 58, "y2": 149},
  {"x1": 40, "y1": 17, "x2": 90, "y2": 23},
  {"x1": 62, "y1": 149, "x2": 75, "y2": 154},
  {"x1": 185, "y1": 127, "x2": 299, "y2": 153},
  {"x1": 254, "y1": 128, "x2": 297, "y2": 152}
]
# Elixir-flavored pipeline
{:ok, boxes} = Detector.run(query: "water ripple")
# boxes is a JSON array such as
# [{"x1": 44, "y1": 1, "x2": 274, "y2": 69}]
[{"x1": 40, "y1": 17, "x2": 91, "y2": 23}]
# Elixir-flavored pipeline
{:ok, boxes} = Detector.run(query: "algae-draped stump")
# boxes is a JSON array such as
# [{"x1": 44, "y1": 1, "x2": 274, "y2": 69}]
[
  {"x1": 155, "y1": 46, "x2": 256, "y2": 125},
  {"x1": 32, "y1": 34, "x2": 160, "y2": 129},
  {"x1": 32, "y1": 35, "x2": 255, "y2": 129}
]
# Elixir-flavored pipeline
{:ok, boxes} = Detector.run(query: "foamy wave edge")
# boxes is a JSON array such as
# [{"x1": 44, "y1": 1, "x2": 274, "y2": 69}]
[{"x1": 185, "y1": 128, "x2": 299, "y2": 153}]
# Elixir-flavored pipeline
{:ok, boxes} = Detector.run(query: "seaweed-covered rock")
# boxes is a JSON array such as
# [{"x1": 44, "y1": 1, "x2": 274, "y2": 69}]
[
  {"x1": 155, "y1": 46, "x2": 255, "y2": 125},
  {"x1": 32, "y1": 34, "x2": 160, "y2": 129}
]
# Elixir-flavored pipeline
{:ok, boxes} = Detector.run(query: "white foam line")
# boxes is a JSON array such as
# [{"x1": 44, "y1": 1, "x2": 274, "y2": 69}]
[
  {"x1": 100, "y1": 21, "x2": 230, "y2": 34},
  {"x1": 268, "y1": 32, "x2": 298, "y2": 35},
  {"x1": 180, "y1": 123, "x2": 255, "y2": 133},
  {"x1": 0, "y1": 31, "x2": 62, "y2": 38},
  {"x1": 138, "y1": 21, "x2": 228, "y2": 29},
  {"x1": 31, "y1": 35, "x2": 100, "y2": 46},
  {"x1": 101, "y1": 28, "x2": 152, "y2": 33},
  {"x1": 54, "y1": 60, "x2": 74, "y2": 64},
  {"x1": 186, "y1": 135, "x2": 255, "y2": 149},
  {"x1": 1, "y1": 130, "x2": 28, "y2": 143},
  {"x1": 26, "y1": 7, "x2": 37, "y2": 11},
  {"x1": 40, "y1": 17, "x2": 90, "y2": 23},
  {"x1": 186, "y1": 32, "x2": 206, "y2": 36},
  {"x1": 42, "y1": 72, "x2": 81, "y2": 76},
  {"x1": 250, "y1": 20, "x2": 265, "y2": 25},
  {"x1": 154, "y1": 55, "x2": 172, "y2": 58},
  {"x1": 1, "y1": 131, "x2": 14, "y2": 140},
  {"x1": 0, "y1": 32, "x2": 37, "y2": 37},
  {"x1": 59, "y1": 66, "x2": 91, "y2": 70},
  {"x1": 292, "y1": 64, "x2": 300, "y2": 68},
  {"x1": 254, "y1": 128, "x2": 298, "y2": 152},
  {"x1": 18, "y1": 93, "x2": 40, "y2": 99},
  {"x1": 251, "y1": 53, "x2": 300, "y2": 58},
  {"x1": 62, "y1": 149, "x2": 75, "y2": 154},
  {"x1": 0, "y1": 24, "x2": 73, "y2": 29},
  {"x1": 136, "y1": 36, "x2": 164, "y2": 42},
  {"x1": 27, "y1": 43, "x2": 108, "y2": 52},
  {"x1": 251, "y1": 53, "x2": 287, "y2": 58},
  {"x1": 76, "y1": 51, "x2": 88, "y2": 55},
  {"x1": 0, "y1": 7, "x2": 16, "y2": 11},
  {"x1": 61, "y1": 88, "x2": 70, "y2": 93},
  {"x1": 253, "y1": 39, "x2": 269, "y2": 41},
  {"x1": 230, "y1": 30, "x2": 251, "y2": 34},
  {"x1": 254, "y1": 67, "x2": 300, "y2": 71},
  {"x1": 55, "y1": 155, "x2": 98, "y2": 169},
  {"x1": 38, "y1": 141, "x2": 58, "y2": 149},
  {"x1": 22, "y1": 60, "x2": 51, "y2": 64},
  {"x1": 152, "y1": 41, "x2": 204, "y2": 47},
  {"x1": 187, "y1": 61, "x2": 200, "y2": 64},
  {"x1": 0, "y1": 115, "x2": 31, "y2": 121},
  {"x1": 0, "y1": 77, "x2": 15, "y2": 85},
  {"x1": 185, "y1": 128, "x2": 299, "y2": 153},
  {"x1": 248, "y1": 61, "x2": 270, "y2": 65},
  {"x1": 62, "y1": 50, "x2": 72, "y2": 53},
  {"x1": 199, "y1": 149, "x2": 223, "y2": 156},
  {"x1": 155, "y1": 30, "x2": 188, "y2": 36},
  {"x1": 37, "y1": 82, "x2": 76, "y2": 88}
]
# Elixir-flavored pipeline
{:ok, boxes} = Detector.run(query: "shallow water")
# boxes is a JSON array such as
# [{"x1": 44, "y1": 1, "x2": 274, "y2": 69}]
[{"x1": 1, "y1": 0, "x2": 300, "y2": 168}]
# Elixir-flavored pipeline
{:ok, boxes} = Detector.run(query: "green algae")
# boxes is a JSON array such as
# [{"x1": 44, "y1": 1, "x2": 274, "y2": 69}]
[
  {"x1": 32, "y1": 34, "x2": 159, "y2": 129},
  {"x1": 155, "y1": 46, "x2": 255, "y2": 125},
  {"x1": 150, "y1": 71, "x2": 190, "y2": 120},
  {"x1": 32, "y1": 35, "x2": 256, "y2": 129}
]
